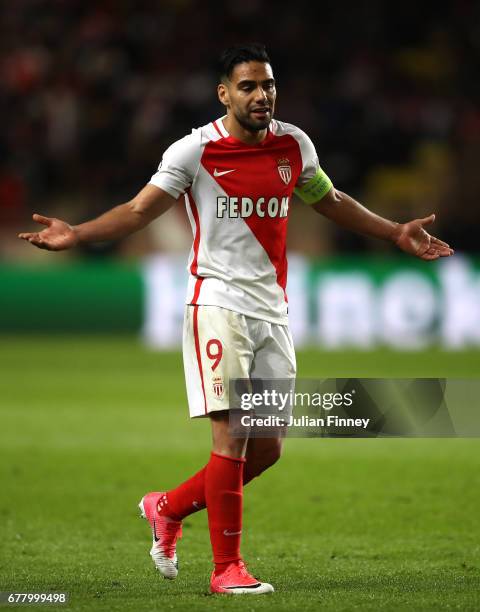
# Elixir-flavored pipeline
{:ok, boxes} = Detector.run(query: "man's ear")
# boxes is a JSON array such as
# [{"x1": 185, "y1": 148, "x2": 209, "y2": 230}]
[{"x1": 217, "y1": 82, "x2": 229, "y2": 108}]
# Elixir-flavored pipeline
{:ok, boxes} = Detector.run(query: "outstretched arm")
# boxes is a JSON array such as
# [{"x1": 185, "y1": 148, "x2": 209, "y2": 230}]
[
  {"x1": 312, "y1": 188, "x2": 454, "y2": 260},
  {"x1": 18, "y1": 184, "x2": 176, "y2": 251}
]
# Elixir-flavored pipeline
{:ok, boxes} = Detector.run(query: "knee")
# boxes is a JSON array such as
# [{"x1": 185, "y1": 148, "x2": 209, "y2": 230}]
[
  {"x1": 248, "y1": 440, "x2": 282, "y2": 479},
  {"x1": 263, "y1": 440, "x2": 282, "y2": 470},
  {"x1": 210, "y1": 411, "x2": 248, "y2": 458}
]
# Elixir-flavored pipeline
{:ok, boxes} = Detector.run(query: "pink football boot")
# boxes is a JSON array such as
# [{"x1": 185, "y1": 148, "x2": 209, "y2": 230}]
[
  {"x1": 138, "y1": 491, "x2": 182, "y2": 579},
  {"x1": 210, "y1": 560, "x2": 274, "y2": 595}
]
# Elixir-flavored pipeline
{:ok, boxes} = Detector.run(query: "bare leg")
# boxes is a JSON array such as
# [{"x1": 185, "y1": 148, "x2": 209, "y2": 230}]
[
  {"x1": 244, "y1": 435, "x2": 283, "y2": 482},
  {"x1": 210, "y1": 409, "x2": 283, "y2": 480},
  {"x1": 210, "y1": 410, "x2": 249, "y2": 457}
]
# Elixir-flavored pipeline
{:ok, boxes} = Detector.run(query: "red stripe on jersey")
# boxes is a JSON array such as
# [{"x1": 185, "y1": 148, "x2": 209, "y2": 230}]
[
  {"x1": 212, "y1": 121, "x2": 223, "y2": 138},
  {"x1": 200, "y1": 134, "x2": 302, "y2": 299},
  {"x1": 187, "y1": 189, "x2": 201, "y2": 276},
  {"x1": 192, "y1": 305, "x2": 208, "y2": 415},
  {"x1": 191, "y1": 277, "x2": 204, "y2": 304}
]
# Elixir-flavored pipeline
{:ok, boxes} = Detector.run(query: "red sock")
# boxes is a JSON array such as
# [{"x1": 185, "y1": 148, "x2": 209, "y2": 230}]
[
  {"x1": 164, "y1": 466, "x2": 207, "y2": 520},
  {"x1": 165, "y1": 458, "x2": 256, "y2": 520},
  {"x1": 205, "y1": 451, "x2": 245, "y2": 567}
]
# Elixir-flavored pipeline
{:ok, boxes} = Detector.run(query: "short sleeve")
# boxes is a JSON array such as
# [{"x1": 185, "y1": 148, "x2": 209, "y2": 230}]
[
  {"x1": 149, "y1": 130, "x2": 202, "y2": 199},
  {"x1": 293, "y1": 130, "x2": 333, "y2": 204}
]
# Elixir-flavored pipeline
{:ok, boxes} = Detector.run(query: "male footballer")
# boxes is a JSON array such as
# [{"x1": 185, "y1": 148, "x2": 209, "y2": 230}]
[{"x1": 19, "y1": 43, "x2": 453, "y2": 595}]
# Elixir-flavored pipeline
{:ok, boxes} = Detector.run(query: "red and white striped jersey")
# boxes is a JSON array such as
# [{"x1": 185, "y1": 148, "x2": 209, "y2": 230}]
[{"x1": 149, "y1": 116, "x2": 331, "y2": 324}]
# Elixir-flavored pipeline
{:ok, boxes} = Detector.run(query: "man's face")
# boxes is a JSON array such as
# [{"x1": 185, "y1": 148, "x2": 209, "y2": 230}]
[{"x1": 218, "y1": 61, "x2": 276, "y2": 132}]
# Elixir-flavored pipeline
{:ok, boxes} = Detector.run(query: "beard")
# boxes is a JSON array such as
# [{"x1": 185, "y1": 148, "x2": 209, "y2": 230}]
[{"x1": 234, "y1": 108, "x2": 272, "y2": 132}]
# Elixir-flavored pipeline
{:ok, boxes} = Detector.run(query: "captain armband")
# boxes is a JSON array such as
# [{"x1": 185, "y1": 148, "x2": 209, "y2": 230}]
[{"x1": 294, "y1": 168, "x2": 333, "y2": 204}]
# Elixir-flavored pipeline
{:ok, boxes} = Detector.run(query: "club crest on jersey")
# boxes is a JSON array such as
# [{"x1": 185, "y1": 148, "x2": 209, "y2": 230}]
[
  {"x1": 277, "y1": 158, "x2": 292, "y2": 185},
  {"x1": 212, "y1": 376, "x2": 224, "y2": 398}
]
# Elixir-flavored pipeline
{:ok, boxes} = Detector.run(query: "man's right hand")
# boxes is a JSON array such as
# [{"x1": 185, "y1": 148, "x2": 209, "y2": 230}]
[{"x1": 18, "y1": 214, "x2": 79, "y2": 251}]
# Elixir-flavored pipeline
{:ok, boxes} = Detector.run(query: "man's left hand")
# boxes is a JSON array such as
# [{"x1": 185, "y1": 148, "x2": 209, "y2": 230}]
[{"x1": 392, "y1": 214, "x2": 454, "y2": 260}]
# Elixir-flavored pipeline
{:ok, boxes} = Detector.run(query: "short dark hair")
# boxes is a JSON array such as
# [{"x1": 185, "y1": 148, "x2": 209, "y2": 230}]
[{"x1": 219, "y1": 43, "x2": 270, "y2": 81}]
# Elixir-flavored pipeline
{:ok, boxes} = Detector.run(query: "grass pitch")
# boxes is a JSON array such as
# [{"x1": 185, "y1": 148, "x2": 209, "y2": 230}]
[{"x1": 1, "y1": 337, "x2": 479, "y2": 611}]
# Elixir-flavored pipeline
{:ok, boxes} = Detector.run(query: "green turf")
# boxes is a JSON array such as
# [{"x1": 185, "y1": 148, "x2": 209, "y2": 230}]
[{"x1": 1, "y1": 337, "x2": 479, "y2": 611}]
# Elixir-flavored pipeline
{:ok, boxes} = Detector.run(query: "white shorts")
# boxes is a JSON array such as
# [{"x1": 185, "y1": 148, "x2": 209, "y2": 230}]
[{"x1": 183, "y1": 305, "x2": 296, "y2": 418}]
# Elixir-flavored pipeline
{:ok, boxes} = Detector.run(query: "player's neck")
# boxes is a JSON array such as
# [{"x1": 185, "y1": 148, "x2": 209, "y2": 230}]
[{"x1": 222, "y1": 116, "x2": 268, "y2": 145}]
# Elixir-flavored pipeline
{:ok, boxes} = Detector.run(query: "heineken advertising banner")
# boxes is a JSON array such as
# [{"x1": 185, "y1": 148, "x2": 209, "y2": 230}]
[
  {"x1": 1, "y1": 255, "x2": 479, "y2": 349},
  {"x1": 142, "y1": 254, "x2": 480, "y2": 349}
]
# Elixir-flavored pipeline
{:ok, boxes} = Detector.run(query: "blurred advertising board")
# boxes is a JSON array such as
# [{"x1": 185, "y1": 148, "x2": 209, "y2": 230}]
[
  {"x1": 1, "y1": 255, "x2": 479, "y2": 350},
  {"x1": 299, "y1": 254, "x2": 480, "y2": 350}
]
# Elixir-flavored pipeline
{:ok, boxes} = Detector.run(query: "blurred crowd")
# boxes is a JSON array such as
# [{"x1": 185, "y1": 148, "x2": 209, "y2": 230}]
[{"x1": 1, "y1": 0, "x2": 479, "y2": 259}]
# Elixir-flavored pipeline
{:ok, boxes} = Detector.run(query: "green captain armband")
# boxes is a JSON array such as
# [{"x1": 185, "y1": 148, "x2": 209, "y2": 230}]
[{"x1": 294, "y1": 168, "x2": 333, "y2": 204}]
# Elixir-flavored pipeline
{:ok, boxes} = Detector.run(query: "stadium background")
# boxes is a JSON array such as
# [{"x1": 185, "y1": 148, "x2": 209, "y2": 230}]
[{"x1": 1, "y1": 1, "x2": 479, "y2": 610}]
